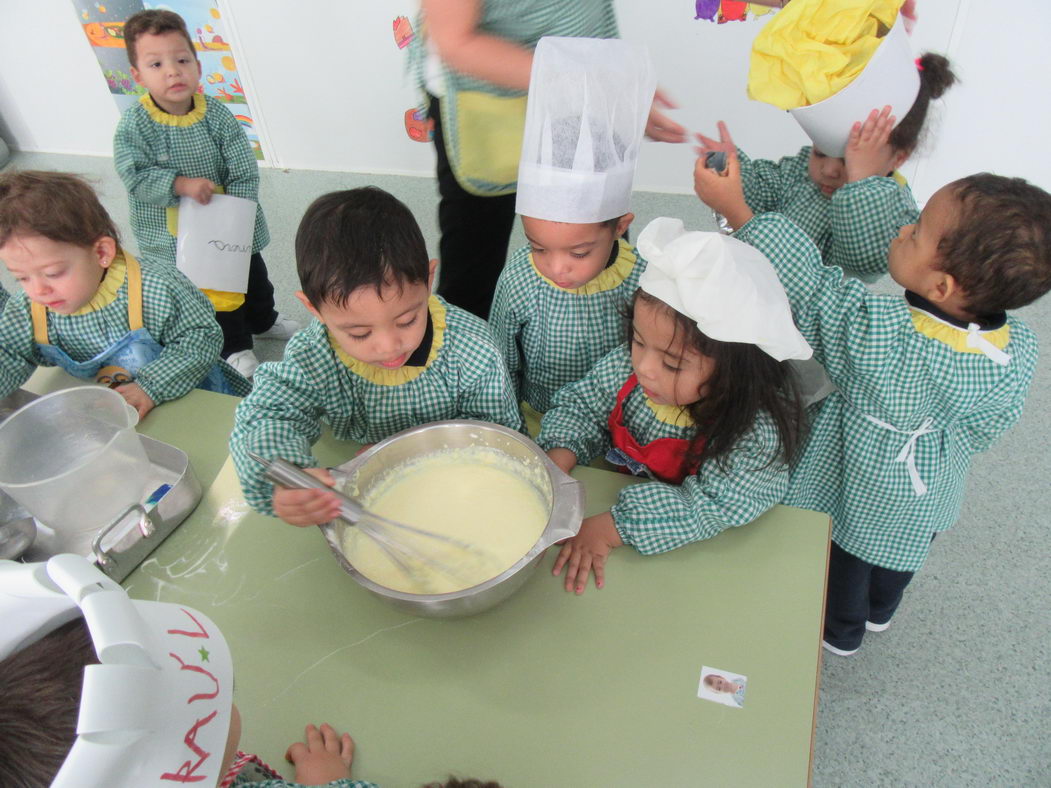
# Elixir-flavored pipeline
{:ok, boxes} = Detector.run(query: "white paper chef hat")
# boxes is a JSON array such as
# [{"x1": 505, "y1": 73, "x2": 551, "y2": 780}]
[
  {"x1": 0, "y1": 555, "x2": 234, "y2": 788},
  {"x1": 637, "y1": 218, "x2": 812, "y2": 362},
  {"x1": 790, "y1": 15, "x2": 919, "y2": 157},
  {"x1": 516, "y1": 36, "x2": 657, "y2": 223}
]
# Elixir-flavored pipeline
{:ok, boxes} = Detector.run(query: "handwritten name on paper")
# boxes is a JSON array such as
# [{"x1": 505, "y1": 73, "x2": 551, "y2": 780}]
[{"x1": 207, "y1": 239, "x2": 251, "y2": 254}]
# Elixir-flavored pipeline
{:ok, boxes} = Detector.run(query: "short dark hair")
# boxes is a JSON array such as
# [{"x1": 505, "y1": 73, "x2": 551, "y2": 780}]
[
  {"x1": 0, "y1": 618, "x2": 97, "y2": 788},
  {"x1": 936, "y1": 173, "x2": 1051, "y2": 314},
  {"x1": 295, "y1": 187, "x2": 430, "y2": 308},
  {"x1": 123, "y1": 9, "x2": 196, "y2": 69},
  {"x1": 888, "y1": 52, "x2": 957, "y2": 154},
  {"x1": 0, "y1": 170, "x2": 119, "y2": 249}
]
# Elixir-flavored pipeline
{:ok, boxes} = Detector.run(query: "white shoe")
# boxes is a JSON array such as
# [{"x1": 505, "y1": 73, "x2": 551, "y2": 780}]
[
  {"x1": 865, "y1": 620, "x2": 891, "y2": 632},
  {"x1": 254, "y1": 314, "x2": 300, "y2": 340},
  {"x1": 226, "y1": 349, "x2": 260, "y2": 379},
  {"x1": 822, "y1": 640, "x2": 859, "y2": 657}
]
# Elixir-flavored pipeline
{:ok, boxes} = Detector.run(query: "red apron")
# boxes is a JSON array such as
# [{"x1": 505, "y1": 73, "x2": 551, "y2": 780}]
[{"x1": 606, "y1": 374, "x2": 703, "y2": 485}]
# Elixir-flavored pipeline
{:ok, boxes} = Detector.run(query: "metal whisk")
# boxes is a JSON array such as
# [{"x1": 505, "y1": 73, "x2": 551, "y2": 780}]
[{"x1": 248, "y1": 452, "x2": 489, "y2": 583}]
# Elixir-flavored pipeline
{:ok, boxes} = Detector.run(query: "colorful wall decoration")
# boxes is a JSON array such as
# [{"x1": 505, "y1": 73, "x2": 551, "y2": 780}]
[
  {"x1": 695, "y1": 1, "x2": 778, "y2": 23},
  {"x1": 71, "y1": 0, "x2": 266, "y2": 160}
]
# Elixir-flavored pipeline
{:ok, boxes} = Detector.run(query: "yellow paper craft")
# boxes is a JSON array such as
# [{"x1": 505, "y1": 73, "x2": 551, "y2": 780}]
[{"x1": 748, "y1": 0, "x2": 902, "y2": 109}]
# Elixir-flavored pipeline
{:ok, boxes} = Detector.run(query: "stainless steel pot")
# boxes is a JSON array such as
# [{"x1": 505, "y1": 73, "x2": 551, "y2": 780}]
[{"x1": 319, "y1": 421, "x2": 584, "y2": 617}]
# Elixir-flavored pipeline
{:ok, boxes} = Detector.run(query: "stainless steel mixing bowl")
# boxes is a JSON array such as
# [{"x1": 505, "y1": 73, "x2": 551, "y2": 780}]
[{"x1": 319, "y1": 420, "x2": 584, "y2": 617}]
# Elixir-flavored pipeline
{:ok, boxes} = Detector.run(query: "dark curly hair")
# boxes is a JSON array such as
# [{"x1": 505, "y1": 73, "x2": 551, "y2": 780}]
[{"x1": 936, "y1": 173, "x2": 1051, "y2": 314}]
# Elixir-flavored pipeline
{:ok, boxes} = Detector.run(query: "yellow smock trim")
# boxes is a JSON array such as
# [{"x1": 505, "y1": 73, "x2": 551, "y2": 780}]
[
  {"x1": 530, "y1": 239, "x2": 637, "y2": 296},
  {"x1": 140, "y1": 92, "x2": 207, "y2": 127},
  {"x1": 72, "y1": 253, "x2": 128, "y2": 315},
  {"x1": 327, "y1": 296, "x2": 446, "y2": 386},
  {"x1": 645, "y1": 397, "x2": 695, "y2": 428},
  {"x1": 203, "y1": 289, "x2": 245, "y2": 312},
  {"x1": 891, "y1": 170, "x2": 907, "y2": 186},
  {"x1": 910, "y1": 310, "x2": 1010, "y2": 354}
]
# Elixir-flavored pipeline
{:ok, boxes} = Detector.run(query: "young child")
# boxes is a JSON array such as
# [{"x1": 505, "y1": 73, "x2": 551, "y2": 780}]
[
  {"x1": 694, "y1": 53, "x2": 956, "y2": 282},
  {"x1": 697, "y1": 166, "x2": 1051, "y2": 655},
  {"x1": 539, "y1": 217, "x2": 811, "y2": 593},
  {"x1": 113, "y1": 9, "x2": 297, "y2": 379},
  {"x1": 229, "y1": 187, "x2": 523, "y2": 524},
  {"x1": 489, "y1": 36, "x2": 655, "y2": 436},
  {"x1": 0, "y1": 171, "x2": 248, "y2": 418}
]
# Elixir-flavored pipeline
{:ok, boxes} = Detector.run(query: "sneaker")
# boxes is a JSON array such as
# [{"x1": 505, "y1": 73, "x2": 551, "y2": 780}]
[
  {"x1": 822, "y1": 640, "x2": 859, "y2": 657},
  {"x1": 226, "y1": 349, "x2": 260, "y2": 379},
  {"x1": 254, "y1": 314, "x2": 300, "y2": 341},
  {"x1": 865, "y1": 619, "x2": 891, "y2": 633}
]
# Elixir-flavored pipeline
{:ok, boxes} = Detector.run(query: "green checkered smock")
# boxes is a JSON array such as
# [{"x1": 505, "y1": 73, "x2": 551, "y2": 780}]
[
  {"x1": 113, "y1": 94, "x2": 269, "y2": 264},
  {"x1": 230, "y1": 297, "x2": 524, "y2": 515},
  {"x1": 537, "y1": 344, "x2": 790, "y2": 555},
  {"x1": 737, "y1": 146, "x2": 918, "y2": 282},
  {"x1": 0, "y1": 287, "x2": 8, "y2": 311},
  {"x1": 0, "y1": 251, "x2": 248, "y2": 403},
  {"x1": 737, "y1": 213, "x2": 1038, "y2": 572},
  {"x1": 489, "y1": 239, "x2": 644, "y2": 414}
]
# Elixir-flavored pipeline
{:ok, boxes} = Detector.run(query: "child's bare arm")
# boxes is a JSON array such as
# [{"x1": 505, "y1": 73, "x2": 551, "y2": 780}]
[{"x1": 423, "y1": 0, "x2": 534, "y2": 90}]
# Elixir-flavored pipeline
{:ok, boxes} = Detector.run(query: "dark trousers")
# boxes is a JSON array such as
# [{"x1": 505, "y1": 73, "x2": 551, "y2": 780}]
[
  {"x1": 215, "y1": 252, "x2": 278, "y2": 357},
  {"x1": 824, "y1": 540, "x2": 917, "y2": 651},
  {"x1": 429, "y1": 95, "x2": 517, "y2": 320}
]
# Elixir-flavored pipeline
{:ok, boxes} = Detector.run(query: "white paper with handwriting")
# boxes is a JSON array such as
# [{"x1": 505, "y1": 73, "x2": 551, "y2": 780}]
[{"x1": 175, "y1": 194, "x2": 256, "y2": 293}]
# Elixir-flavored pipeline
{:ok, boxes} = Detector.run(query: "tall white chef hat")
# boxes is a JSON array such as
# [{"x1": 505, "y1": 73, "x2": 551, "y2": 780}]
[
  {"x1": 637, "y1": 218, "x2": 812, "y2": 362},
  {"x1": 516, "y1": 36, "x2": 657, "y2": 224},
  {"x1": 0, "y1": 555, "x2": 235, "y2": 788}
]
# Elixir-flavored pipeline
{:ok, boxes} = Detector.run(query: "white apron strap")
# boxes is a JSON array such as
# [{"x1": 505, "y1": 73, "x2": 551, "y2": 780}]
[
  {"x1": 965, "y1": 323, "x2": 1011, "y2": 366},
  {"x1": 863, "y1": 415, "x2": 936, "y2": 496}
]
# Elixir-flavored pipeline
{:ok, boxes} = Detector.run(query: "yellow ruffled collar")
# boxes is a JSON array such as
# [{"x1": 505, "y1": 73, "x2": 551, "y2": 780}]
[
  {"x1": 327, "y1": 296, "x2": 446, "y2": 386},
  {"x1": 530, "y1": 239, "x2": 637, "y2": 295},
  {"x1": 71, "y1": 253, "x2": 128, "y2": 315},
  {"x1": 140, "y1": 92, "x2": 207, "y2": 127},
  {"x1": 644, "y1": 396, "x2": 694, "y2": 427}
]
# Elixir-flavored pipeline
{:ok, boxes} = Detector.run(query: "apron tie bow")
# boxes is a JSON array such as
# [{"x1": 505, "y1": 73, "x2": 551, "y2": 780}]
[{"x1": 863, "y1": 415, "x2": 936, "y2": 496}]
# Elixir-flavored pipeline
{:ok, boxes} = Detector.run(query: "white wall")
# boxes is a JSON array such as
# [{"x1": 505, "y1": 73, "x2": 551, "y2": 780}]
[{"x1": 0, "y1": 0, "x2": 1047, "y2": 204}]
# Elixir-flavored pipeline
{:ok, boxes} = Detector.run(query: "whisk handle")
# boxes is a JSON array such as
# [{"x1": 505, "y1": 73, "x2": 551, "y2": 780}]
[{"x1": 249, "y1": 453, "x2": 365, "y2": 525}]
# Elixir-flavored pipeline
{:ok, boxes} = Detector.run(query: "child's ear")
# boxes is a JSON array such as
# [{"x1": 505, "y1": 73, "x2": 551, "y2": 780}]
[
  {"x1": 294, "y1": 290, "x2": 324, "y2": 322},
  {"x1": 614, "y1": 213, "x2": 634, "y2": 239},
  {"x1": 890, "y1": 148, "x2": 912, "y2": 171},
  {"x1": 94, "y1": 237, "x2": 118, "y2": 268},
  {"x1": 427, "y1": 258, "x2": 439, "y2": 291},
  {"x1": 926, "y1": 271, "x2": 960, "y2": 305},
  {"x1": 130, "y1": 65, "x2": 143, "y2": 85}
]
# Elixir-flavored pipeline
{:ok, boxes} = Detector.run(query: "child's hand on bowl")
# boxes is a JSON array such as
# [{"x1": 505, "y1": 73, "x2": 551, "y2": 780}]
[
  {"x1": 273, "y1": 467, "x2": 342, "y2": 527},
  {"x1": 552, "y1": 511, "x2": 623, "y2": 594}
]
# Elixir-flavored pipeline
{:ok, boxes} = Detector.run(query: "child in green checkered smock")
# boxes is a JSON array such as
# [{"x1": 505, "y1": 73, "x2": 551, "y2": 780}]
[
  {"x1": 490, "y1": 36, "x2": 656, "y2": 436},
  {"x1": 538, "y1": 217, "x2": 811, "y2": 595},
  {"x1": 0, "y1": 170, "x2": 248, "y2": 419},
  {"x1": 721, "y1": 175, "x2": 1051, "y2": 655},
  {"x1": 113, "y1": 10, "x2": 294, "y2": 377},
  {"x1": 694, "y1": 53, "x2": 957, "y2": 283},
  {"x1": 229, "y1": 188, "x2": 522, "y2": 523}
]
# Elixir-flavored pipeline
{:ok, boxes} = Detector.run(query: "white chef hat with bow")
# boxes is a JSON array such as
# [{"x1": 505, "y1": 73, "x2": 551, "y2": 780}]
[
  {"x1": 516, "y1": 36, "x2": 657, "y2": 223},
  {"x1": 637, "y1": 217, "x2": 812, "y2": 362},
  {"x1": 0, "y1": 554, "x2": 234, "y2": 788}
]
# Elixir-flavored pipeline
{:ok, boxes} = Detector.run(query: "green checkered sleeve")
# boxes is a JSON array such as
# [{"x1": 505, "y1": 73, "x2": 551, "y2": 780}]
[
  {"x1": 489, "y1": 252, "x2": 528, "y2": 401},
  {"x1": 738, "y1": 147, "x2": 810, "y2": 215},
  {"x1": 536, "y1": 344, "x2": 628, "y2": 463},
  {"x1": 829, "y1": 175, "x2": 918, "y2": 279},
  {"x1": 133, "y1": 261, "x2": 227, "y2": 404},
  {"x1": 244, "y1": 779, "x2": 378, "y2": 788},
  {"x1": 0, "y1": 295, "x2": 45, "y2": 397},
  {"x1": 452, "y1": 320, "x2": 525, "y2": 430},
  {"x1": 612, "y1": 411, "x2": 789, "y2": 555},
  {"x1": 955, "y1": 343, "x2": 1036, "y2": 453},
  {"x1": 213, "y1": 103, "x2": 259, "y2": 202},
  {"x1": 113, "y1": 109, "x2": 179, "y2": 207}
]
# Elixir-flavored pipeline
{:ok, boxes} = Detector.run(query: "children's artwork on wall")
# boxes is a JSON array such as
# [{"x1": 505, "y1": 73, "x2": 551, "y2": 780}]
[
  {"x1": 70, "y1": 0, "x2": 266, "y2": 160},
  {"x1": 404, "y1": 107, "x2": 435, "y2": 143},
  {"x1": 393, "y1": 16, "x2": 415, "y2": 49},
  {"x1": 694, "y1": 1, "x2": 779, "y2": 23}
]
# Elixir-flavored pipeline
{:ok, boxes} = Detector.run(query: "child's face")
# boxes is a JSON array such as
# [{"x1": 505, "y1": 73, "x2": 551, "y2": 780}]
[
  {"x1": 704, "y1": 674, "x2": 735, "y2": 693},
  {"x1": 130, "y1": 31, "x2": 201, "y2": 115},
  {"x1": 888, "y1": 184, "x2": 957, "y2": 295},
  {"x1": 521, "y1": 214, "x2": 632, "y2": 290},
  {"x1": 0, "y1": 233, "x2": 113, "y2": 314},
  {"x1": 299, "y1": 266, "x2": 436, "y2": 369},
  {"x1": 807, "y1": 147, "x2": 847, "y2": 197},
  {"x1": 630, "y1": 297, "x2": 714, "y2": 408}
]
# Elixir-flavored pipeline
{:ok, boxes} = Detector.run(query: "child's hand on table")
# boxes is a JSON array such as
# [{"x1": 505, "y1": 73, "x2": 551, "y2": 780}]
[
  {"x1": 115, "y1": 382, "x2": 155, "y2": 419},
  {"x1": 845, "y1": 106, "x2": 902, "y2": 184},
  {"x1": 285, "y1": 723, "x2": 355, "y2": 786},
  {"x1": 174, "y1": 176, "x2": 217, "y2": 205},
  {"x1": 273, "y1": 467, "x2": 342, "y2": 527},
  {"x1": 553, "y1": 511, "x2": 623, "y2": 594}
]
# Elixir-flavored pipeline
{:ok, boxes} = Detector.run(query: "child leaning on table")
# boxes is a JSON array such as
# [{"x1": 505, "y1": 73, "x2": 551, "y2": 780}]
[
  {"x1": 0, "y1": 170, "x2": 249, "y2": 419},
  {"x1": 229, "y1": 187, "x2": 523, "y2": 525},
  {"x1": 113, "y1": 9, "x2": 298, "y2": 380},
  {"x1": 539, "y1": 217, "x2": 811, "y2": 594},
  {"x1": 697, "y1": 161, "x2": 1051, "y2": 655}
]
